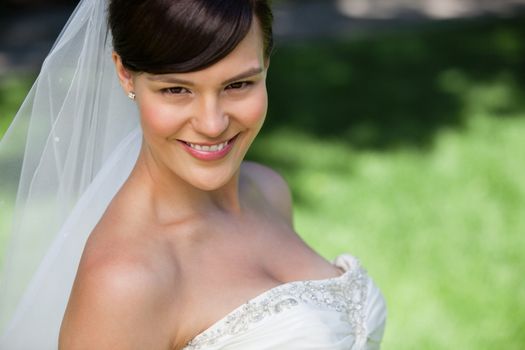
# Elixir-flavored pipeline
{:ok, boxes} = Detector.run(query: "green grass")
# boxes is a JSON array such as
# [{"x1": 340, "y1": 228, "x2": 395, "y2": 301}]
[
  {"x1": 249, "y1": 16, "x2": 525, "y2": 349},
  {"x1": 251, "y1": 113, "x2": 525, "y2": 349},
  {"x1": 1, "y1": 16, "x2": 524, "y2": 349},
  {"x1": 0, "y1": 74, "x2": 34, "y2": 136}
]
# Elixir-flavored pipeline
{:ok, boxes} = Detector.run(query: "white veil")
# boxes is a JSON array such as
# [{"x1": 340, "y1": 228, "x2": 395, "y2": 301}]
[{"x1": 0, "y1": 0, "x2": 141, "y2": 348}]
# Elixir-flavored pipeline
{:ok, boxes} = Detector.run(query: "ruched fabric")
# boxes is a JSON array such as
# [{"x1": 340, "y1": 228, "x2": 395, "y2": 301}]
[{"x1": 183, "y1": 254, "x2": 387, "y2": 350}]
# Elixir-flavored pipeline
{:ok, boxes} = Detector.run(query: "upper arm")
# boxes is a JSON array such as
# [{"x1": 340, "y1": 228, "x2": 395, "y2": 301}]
[
  {"x1": 243, "y1": 161, "x2": 294, "y2": 226},
  {"x1": 59, "y1": 259, "x2": 174, "y2": 350}
]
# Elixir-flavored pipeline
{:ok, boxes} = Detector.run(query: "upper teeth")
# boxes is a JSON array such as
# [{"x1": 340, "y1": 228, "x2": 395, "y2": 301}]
[{"x1": 188, "y1": 140, "x2": 228, "y2": 152}]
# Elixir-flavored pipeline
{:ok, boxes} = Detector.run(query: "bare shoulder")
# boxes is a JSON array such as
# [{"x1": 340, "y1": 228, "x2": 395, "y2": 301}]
[
  {"x1": 59, "y1": 233, "x2": 177, "y2": 349},
  {"x1": 242, "y1": 161, "x2": 293, "y2": 225}
]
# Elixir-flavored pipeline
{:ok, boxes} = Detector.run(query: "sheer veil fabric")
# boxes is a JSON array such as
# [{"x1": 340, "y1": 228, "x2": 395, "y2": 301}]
[{"x1": 0, "y1": 0, "x2": 141, "y2": 347}]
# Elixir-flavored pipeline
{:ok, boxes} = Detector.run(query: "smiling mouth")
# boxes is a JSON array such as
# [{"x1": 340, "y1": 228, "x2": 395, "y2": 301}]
[{"x1": 179, "y1": 134, "x2": 239, "y2": 153}]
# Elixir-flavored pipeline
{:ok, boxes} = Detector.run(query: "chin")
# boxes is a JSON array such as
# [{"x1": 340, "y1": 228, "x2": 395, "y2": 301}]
[
  {"x1": 191, "y1": 179, "x2": 227, "y2": 192},
  {"x1": 184, "y1": 167, "x2": 238, "y2": 192}
]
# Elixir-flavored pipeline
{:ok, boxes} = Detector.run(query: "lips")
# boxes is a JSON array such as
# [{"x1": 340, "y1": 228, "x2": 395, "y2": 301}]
[{"x1": 178, "y1": 134, "x2": 239, "y2": 161}]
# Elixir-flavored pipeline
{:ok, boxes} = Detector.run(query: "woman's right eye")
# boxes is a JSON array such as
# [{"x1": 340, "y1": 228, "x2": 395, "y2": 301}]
[{"x1": 162, "y1": 87, "x2": 190, "y2": 95}]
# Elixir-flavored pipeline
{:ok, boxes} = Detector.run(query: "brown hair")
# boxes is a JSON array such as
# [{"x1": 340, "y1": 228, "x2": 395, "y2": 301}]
[{"x1": 108, "y1": 0, "x2": 273, "y2": 74}]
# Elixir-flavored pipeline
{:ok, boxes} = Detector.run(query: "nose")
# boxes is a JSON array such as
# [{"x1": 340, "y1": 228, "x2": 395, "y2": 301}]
[{"x1": 191, "y1": 95, "x2": 229, "y2": 138}]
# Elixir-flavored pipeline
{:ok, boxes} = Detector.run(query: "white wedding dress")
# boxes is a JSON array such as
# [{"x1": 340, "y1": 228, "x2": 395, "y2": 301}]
[{"x1": 182, "y1": 254, "x2": 386, "y2": 350}]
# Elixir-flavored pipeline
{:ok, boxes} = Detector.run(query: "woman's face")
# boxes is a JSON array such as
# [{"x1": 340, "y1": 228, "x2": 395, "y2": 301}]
[{"x1": 114, "y1": 20, "x2": 269, "y2": 191}]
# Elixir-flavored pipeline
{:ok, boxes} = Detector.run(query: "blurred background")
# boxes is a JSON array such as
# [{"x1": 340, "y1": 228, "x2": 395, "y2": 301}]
[{"x1": 1, "y1": 0, "x2": 524, "y2": 348}]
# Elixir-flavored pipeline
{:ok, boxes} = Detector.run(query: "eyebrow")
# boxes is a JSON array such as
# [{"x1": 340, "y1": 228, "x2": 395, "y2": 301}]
[{"x1": 147, "y1": 67, "x2": 264, "y2": 86}]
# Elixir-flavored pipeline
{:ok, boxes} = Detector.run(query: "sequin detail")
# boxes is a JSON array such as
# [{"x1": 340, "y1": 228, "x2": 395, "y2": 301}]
[{"x1": 183, "y1": 260, "x2": 368, "y2": 349}]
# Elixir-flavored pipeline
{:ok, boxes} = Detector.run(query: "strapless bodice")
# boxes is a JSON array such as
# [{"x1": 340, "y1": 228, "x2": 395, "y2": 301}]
[{"x1": 182, "y1": 254, "x2": 386, "y2": 350}]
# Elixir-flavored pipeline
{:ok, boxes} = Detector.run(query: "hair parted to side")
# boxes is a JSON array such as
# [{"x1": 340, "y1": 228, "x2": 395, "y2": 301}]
[{"x1": 108, "y1": 0, "x2": 274, "y2": 74}]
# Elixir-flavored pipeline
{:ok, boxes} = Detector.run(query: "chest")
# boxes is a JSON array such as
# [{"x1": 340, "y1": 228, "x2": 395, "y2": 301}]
[{"x1": 168, "y1": 215, "x2": 339, "y2": 348}]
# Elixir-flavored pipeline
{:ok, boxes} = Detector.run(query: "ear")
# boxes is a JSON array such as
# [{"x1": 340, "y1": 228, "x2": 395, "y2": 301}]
[{"x1": 112, "y1": 52, "x2": 135, "y2": 94}]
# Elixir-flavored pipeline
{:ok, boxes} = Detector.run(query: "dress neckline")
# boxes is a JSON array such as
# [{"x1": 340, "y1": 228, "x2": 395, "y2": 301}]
[{"x1": 183, "y1": 254, "x2": 361, "y2": 349}]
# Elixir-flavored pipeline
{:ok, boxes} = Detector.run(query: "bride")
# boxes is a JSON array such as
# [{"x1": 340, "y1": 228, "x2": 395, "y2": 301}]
[{"x1": 0, "y1": 0, "x2": 386, "y2": 349}]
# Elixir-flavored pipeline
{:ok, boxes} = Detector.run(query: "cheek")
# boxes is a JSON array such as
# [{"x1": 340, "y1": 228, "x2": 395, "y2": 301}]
[
  {"x1": 238, "y1": 88, "x2": 268, "y2": 126},
  {"x1": 138, "y1": 100, "x2": 184, "y2": 138}
]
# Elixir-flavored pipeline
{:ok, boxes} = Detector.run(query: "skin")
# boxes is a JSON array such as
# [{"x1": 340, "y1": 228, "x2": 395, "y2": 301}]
[{"x1": 59, "y1": 19, "x2": 343, "y2": 350}]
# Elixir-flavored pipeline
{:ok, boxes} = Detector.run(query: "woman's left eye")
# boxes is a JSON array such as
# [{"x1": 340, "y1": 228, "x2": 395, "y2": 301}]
[{"x1": 226, "y1": 81, "x2": 252, "y2": 90}]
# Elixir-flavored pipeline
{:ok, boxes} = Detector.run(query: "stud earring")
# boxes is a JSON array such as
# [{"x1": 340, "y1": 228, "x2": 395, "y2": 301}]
[{"x1": 127, "y1": 91, "x2": 136, "y2": 100}]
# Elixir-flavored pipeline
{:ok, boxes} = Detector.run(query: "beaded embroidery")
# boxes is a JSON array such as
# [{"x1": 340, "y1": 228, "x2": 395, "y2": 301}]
[{"x1": 183, "y1": 259, "x2": 368, "y2": 349}]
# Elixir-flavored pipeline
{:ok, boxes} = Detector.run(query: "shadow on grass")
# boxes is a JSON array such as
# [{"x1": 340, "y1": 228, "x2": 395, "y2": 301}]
[
  {"x1": 260, "y1": 16, "x2": 525, "y2": 150},
  {"x1": 246, "y1": 16, "x2": 525, "y2": 207}
]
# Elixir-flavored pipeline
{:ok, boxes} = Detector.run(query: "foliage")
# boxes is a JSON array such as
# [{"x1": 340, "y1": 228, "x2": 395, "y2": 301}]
[
  {"x1": 248, "y1": 16, "x2": 525, "y2": 349},
  {"x1": 0, "y1": 75, "x2": 33, "y2": 137}
]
